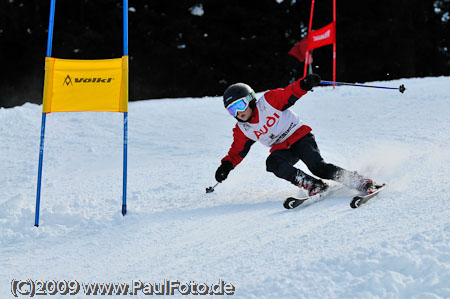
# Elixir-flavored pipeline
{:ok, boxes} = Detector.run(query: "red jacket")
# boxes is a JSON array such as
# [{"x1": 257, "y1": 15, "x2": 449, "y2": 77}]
[{"x1": 222, "y1": 79, "x2": 312, "y2": 167}]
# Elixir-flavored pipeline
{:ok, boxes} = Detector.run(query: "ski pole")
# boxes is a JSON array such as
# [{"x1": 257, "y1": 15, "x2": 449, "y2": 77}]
[
  {"x1": 206, "y1": 182, "x2": 220, "y2": 193},
  {"x1": 321, "y1": 80, "x2": 406, "y2": 93}
]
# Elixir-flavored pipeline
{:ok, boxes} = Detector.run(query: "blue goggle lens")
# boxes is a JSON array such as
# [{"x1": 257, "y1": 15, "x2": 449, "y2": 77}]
[{"x1": 227, "y1": 99, "x2": 249, "y2": 117}]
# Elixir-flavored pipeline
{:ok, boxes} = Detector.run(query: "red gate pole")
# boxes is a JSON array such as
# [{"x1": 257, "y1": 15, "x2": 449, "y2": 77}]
[
  {"x1": 333, "y1": 0, "x2": 336, "y2": 87},
  {"x1": 303, "y1": 0, "x2": 315, "y2": 77}
]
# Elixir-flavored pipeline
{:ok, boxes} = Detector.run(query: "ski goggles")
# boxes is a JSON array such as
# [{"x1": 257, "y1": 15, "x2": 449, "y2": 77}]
[{"x1": 226, "y1": 92, "x2": 256, "y2": 117}]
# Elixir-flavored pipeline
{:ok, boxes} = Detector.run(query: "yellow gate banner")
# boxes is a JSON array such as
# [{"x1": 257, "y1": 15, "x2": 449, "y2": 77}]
[{"x1": 42, "y1": 56, "x2": 128, "y2": 113}]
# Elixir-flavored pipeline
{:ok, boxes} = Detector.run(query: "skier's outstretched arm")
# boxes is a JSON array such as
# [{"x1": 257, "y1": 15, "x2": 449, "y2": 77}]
[{"x1": 215, "y1": 125, "x2": 255, "y2": 182}]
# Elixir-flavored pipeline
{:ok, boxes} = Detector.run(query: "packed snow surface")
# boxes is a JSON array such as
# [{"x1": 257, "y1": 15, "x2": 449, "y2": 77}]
[{"x1": 1, "y1": 77, "x2": 450, "y2": 298}]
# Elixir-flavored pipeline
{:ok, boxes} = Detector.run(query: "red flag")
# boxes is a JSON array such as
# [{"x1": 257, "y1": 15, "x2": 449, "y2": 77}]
[
  {"x1": 288, "y1": 37, "x2": 309, "y2": 62},
  {"x1": 307, "y1": 22, "x2": 336, "y2": 50}
]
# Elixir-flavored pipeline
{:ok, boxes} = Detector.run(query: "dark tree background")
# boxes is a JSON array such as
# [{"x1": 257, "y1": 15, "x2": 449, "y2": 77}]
[{"x1": 1, "y1": 0, "x2": 449, "y2": 108}]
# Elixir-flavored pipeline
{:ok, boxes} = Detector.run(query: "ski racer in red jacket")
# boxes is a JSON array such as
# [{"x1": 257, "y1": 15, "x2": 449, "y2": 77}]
[{"x1": 215, "y1": 74, "x2": 374, "y2": 196}]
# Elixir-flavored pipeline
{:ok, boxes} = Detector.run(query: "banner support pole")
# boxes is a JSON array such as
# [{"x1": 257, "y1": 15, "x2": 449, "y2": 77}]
[
  {"x1": 46, "y1": 0, "x2": 56, "y2": 58},
  {"x1": 122, "y1": 0, "x2": 128, "y2": 216},
  {"x1": 35, "y1": 113, "x2": 47, "y2": 227},
  {"x1": 35, "y1": 0, "x2": 56, "y2": 227},
  {"x1": 122, "y1": 112, "x2": 128, "y2": 216}
]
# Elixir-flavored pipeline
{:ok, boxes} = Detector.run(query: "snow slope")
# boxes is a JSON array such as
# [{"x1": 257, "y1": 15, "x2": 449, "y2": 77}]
[{"x1": 1, "y1": 77, "x2": 450, "y2": 298}]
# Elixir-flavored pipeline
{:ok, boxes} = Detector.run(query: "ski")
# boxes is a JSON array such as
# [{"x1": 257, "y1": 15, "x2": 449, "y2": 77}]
[
  {"x1": 283, "y1": 188, "x2": 331, "y2": 210},
  {"x1": 284, "y1": 184, "x2": 386, "y2": 210},
  {"x1": 350, "y1": 184, "x2": 386, "y2": 209},
  {"x1": 283, "y1": 196, "x2": 311, "y2": 209}
]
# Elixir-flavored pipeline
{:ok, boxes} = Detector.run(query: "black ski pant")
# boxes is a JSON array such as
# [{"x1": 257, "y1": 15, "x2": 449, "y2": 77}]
[{"x1": 266, "y1": 133, "x2": 344, "y2": 184}]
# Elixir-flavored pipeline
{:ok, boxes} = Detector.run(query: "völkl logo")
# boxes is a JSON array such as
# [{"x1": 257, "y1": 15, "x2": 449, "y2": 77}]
[
  {"x1": 63, "y1": 75, "x2": 73, "y2": 86},
  {"x1": 63, "y1": 75, "x2": 114, "y2": 86}
]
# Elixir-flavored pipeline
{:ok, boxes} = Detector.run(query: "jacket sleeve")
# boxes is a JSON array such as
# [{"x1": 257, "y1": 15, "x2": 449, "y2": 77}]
[
  {"x1": 263, "y1": 78, "x2": 308, "y2": 111},
  {"x1": 221, "y1": 124, "x2": 255, "y2": 167}
]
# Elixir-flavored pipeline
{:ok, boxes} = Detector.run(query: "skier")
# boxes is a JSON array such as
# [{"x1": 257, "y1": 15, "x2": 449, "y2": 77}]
[{"x1": 215, "y1": 74, "x2": 374, "y2": 196}]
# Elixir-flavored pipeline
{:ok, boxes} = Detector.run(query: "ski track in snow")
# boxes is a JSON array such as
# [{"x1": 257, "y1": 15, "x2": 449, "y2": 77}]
[{"x1": 1, "y1": 77, "x2": 450, "y2": 298}]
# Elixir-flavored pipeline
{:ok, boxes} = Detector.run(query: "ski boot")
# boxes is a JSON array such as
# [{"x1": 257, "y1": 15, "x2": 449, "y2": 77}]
[
  {"x1": 334, "y1": 170, "x2": 375, "y2": 195},
  {"x1": 292, "y1": 169, "x2": 329, "y2": 196},
  {"x1": 358, "y1": 179, "x2": 374, "y2": 195}
]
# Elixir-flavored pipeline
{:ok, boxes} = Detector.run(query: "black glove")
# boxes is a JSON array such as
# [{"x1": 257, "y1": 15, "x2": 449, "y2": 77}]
[
  {"x1": 215, "y1": 161, "x2": 234, "y2": 183},
  {"x1": 300, "y1": 74, "x2": 321, "y2": 91}
]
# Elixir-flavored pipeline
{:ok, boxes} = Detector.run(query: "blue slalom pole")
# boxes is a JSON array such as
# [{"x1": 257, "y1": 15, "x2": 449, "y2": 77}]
[
  {"x1": 46, "y1": 0, "x2": 56, "y2": 57},
  {"x1": 35, "y1": 114, "x2": 47, "y2": 227},
  {"x1": 122, "y1": 113, "x2": 128, "y2": 216},
  {"x1": 122, "y1": 0, "x2": 128, "y2": 216},
  {"x1": 123, "y1": 0, "x2": 128, "y2": 56},
  {"x1": 321, "y1": 80, "x2": 406, "y2": 93},
  {"x1": 35, "y1": 0, "x2": 56, "y2": 227}
]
